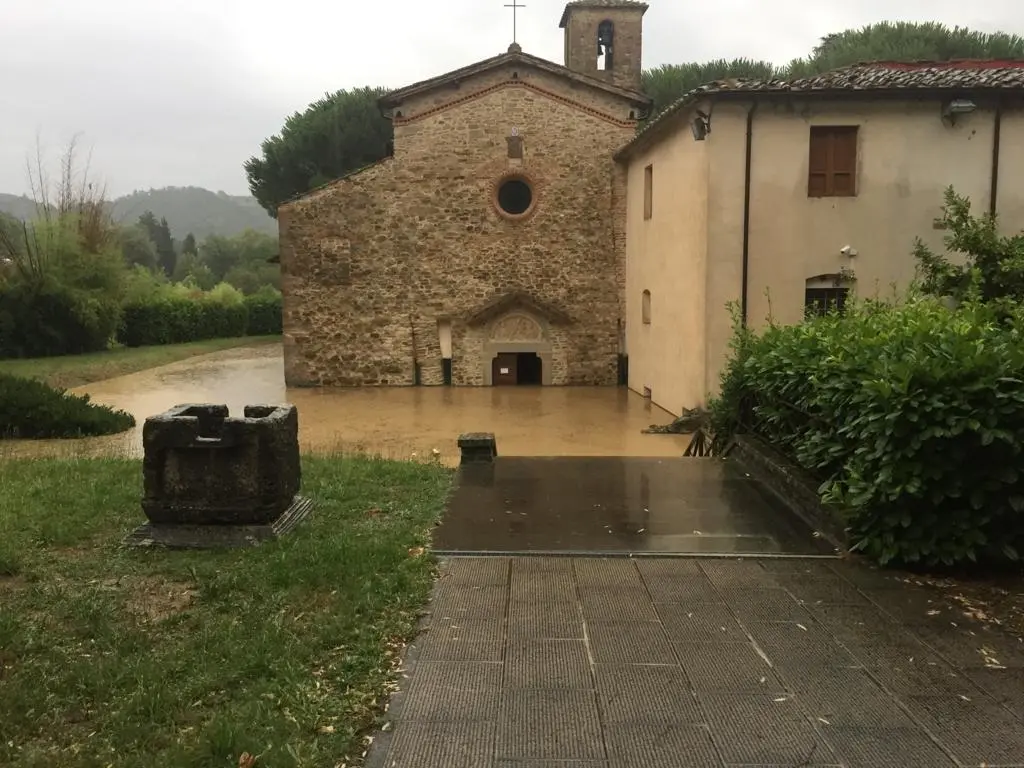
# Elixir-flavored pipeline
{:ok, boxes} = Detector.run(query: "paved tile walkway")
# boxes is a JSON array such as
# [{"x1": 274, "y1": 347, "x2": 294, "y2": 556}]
[{"x1": 365, "y1": 556, "x2": 1024, "y2": 768}]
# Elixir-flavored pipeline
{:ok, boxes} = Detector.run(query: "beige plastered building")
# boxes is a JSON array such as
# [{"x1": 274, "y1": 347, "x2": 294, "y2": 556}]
[
  {"x1": 618, "y1": 61, "x2": 1024, "y2": 416},
  {"x1": 278, "y1": 2, "x2": 1024, "y2": 413}
]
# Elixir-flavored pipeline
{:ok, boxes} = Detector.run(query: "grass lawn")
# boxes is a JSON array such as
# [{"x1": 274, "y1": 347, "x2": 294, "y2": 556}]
[
  {"x1": 0, "y1": 336, "x2": 281, "y2": 389},
  {"x1": 0, "y1": 454, "x2": 453, "y2": 768}
]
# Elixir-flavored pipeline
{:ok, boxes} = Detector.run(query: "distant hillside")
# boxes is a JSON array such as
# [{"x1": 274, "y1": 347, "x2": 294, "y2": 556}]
[{"x1": 0, "y1": 187, "x2": 277, "y2": 242}]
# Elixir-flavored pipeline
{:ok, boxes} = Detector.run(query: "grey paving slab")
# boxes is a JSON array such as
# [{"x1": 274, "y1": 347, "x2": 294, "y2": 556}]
[
  {"x1": 438, "y1": 556, "x2": 510, "y2": 585},
  {"x1": 507, "y1": 603, "x2": 584, "y2": 639},
  {"x1": 675, "y1": 642, "x2": 787, "y2": 693},
  {"x1": 656, "y1": 602, "x2": 748, "y2": 642},
  {"x1": 905, "y1": 694, "x2": 1024, "y2": 766},
  {"x1": 604, "y1": 723, "x2": 723, "y2": 767},
  {"x1": 579, "y1": 586, "x2": 660, "y2": 622},
  {"x1": 587, "y1": 621, "x2": 676, "y2": 664},
  {"x1": 962, "y1": 666, "x2": 1024, "y2": 719},
  {"x1": 383, "y1": 721, "x2": 496, "y2": 768},
  {"x1": 504, "y1": 639, "x2": 592, "y2": 689},
  {"x1": 822, "y1": 726, "x2": 957, "y2": 768},
  {"x1": 786, "y1": 666, "x2": 917, "y2": 728},
  {"x1": 700, "y1": 692, "x2": 838, "y2": 765},
  {"x1": 365, "y1": 556, "x2": 1024, "y2": 768},
  {"x1": 497, "y1": 689, "x2": 605, "y2": 761},
  {"x1": 594, "y1": 664, "x2": 704, "y2": 724}
]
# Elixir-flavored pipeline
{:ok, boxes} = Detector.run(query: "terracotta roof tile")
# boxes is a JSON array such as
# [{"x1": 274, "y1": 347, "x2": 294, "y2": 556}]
[{"x1": 617, "y1": 60, "x2": 1024, "y2": 160}]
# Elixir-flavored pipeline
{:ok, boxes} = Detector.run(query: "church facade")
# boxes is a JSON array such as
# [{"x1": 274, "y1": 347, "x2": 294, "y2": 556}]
[{"x1": 278, "y1": 1, "x2": 650, "y2": 386}]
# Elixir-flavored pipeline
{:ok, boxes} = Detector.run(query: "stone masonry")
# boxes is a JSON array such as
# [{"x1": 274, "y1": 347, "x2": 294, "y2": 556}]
[{"x1": 277, "y1": 2, "x2": 649, "y2": 387}]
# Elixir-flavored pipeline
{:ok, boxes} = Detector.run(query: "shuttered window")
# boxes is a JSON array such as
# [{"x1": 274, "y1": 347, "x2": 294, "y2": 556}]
[{"x1": 808, "y1": 126, "x2": 858, "y2": 197}]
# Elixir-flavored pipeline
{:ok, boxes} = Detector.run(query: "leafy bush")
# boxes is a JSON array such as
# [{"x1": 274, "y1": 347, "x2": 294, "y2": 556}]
[
  {"x1": 118, "y1": 293, "x2": 248, "y2": 347},
  {"x1": 0, "y1": 280, "x2": 119, "y2": 358},
  {"x1": 0, "y1": 373, "x2": 135, "y2": 438},
  {"x1": 711, "y1": 296, "x2": 1024, "y2": 567},
  {"x1": 244, "y1": 288, "x2": 283, "y2": 335},
  {"x1": 915, "y1": 186, "x2": 1024, "y2": 309}
]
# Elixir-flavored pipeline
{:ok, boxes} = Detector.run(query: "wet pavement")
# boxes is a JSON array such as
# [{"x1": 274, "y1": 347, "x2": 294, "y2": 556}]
[
  {"x1": 0, "y1": 344, "x2": 690, "y2": 464},
  {"x1": 367, "y1": 557, "x2": 1024, "y2": 768},
  {"x1": 435, "y1": 457, "x2": 835, "y2": 556}
]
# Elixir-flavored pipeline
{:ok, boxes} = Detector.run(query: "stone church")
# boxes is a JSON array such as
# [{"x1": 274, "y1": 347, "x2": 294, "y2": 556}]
[{"x1": 278, "y1": 1, "x2": 650, "y2": 386}]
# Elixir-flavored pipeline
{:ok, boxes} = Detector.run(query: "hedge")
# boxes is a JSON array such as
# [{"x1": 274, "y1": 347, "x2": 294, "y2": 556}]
[
  {"x1": 0, "y1": 281, "x2": 119, "y2": 358},
  {"x1": 711, "y1": 297, "x2": 1024, "y2": 567},
  {"x1": 118, "y1": 293, "x2": 281, "y2": 347},
  {"x1": 244, "y1": 293, "x2": 284, "y2": 335},
  {"x1": 0, "y1": 373, "x2": 135, "y2": 438}
]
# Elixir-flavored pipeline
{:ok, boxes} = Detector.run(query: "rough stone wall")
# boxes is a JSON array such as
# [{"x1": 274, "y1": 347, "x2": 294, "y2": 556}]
[
  {"x1": 563, "y1": 7, "x2": 645, "y2": 93},
  {"x1": 279, "y1": 64, "x2": 637, "y2": 387}
]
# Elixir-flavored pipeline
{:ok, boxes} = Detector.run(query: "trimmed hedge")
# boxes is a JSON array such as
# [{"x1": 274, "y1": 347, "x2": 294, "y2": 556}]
[
  {"x1": 0, "y1": 281, "x2": 119, "y2": 358},
  {"x1": 118, "y1": 293, "x2": 281, "y2": 347},
  {"x1": 0, "y1": 373, "x2": 135, "y2": 438},
  {"x1": 711, "y1": 297, "x2": 1024, "y2": 567},
  {"x1": 244, "y1": 292, "x2": 284, "y2": 336}
]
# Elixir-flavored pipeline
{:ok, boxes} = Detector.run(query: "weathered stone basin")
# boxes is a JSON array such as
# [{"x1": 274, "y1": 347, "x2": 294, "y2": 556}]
[{"x1": 141, "y1": 403, "x2": 300, "y2": 526}]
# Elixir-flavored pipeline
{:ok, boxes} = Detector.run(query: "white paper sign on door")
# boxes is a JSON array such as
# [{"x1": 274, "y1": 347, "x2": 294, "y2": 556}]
[{"x1": 500, "y1": 367, "x2": 510, "y2": 374}]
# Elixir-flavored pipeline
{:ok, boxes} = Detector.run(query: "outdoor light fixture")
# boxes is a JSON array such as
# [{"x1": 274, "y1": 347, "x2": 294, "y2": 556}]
[
  {"x1": 942, "y1": 98, "x2": 977, "y2": 124},
  {"x1": 691, "y1": 111, "x2": 711, "y2": 141}
]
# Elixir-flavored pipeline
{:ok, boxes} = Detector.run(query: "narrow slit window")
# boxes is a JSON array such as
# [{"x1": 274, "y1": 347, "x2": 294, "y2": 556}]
[
  {"x1": 642, "y1": 290, "x2": 651, "y2": 324},
  {"x1": 643, "y1": 165, "x2": 653, "y2": 220}
]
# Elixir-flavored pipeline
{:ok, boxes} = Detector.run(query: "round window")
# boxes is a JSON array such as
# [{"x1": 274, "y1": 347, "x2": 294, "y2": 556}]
[{"x1": 497, "y1": 178, "x2": 533, "y2": 217}]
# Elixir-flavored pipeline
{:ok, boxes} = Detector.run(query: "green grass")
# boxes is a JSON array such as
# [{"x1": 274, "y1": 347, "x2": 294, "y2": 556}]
[
  {"x1": 0, "y1": 336, "x2": 281, "y2": 389},
  {"x1": 0, "y1": 455, "x2": 453, "y2": 768}
]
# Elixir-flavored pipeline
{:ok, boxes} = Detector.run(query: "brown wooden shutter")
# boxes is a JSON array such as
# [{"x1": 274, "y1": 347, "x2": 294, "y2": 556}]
[
  {"x1": 831, "y1": 127, "x2": 858, "y2": 197},
  {"x1": 808, "y1": 128, "x2": 829, "y2": 197}
]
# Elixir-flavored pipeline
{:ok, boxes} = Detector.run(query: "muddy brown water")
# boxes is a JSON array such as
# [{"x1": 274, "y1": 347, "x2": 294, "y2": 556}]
[{"x1": 3, "y1": 344, "x2": 690, "y2": 466}]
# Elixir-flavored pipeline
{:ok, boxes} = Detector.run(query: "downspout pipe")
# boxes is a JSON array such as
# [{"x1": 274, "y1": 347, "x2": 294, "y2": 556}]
[
  {"x1": 989, "y1": 99, "x2": 1003, "y2": 219},
  {"x1": 741, "y1": 102, "x2": 757, "y2": 326}
]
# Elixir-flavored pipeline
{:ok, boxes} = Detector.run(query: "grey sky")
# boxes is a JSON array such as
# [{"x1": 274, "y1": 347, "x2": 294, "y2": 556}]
[{"x1": 0, "y1": 0, "x2": 1019, "y2": 198}]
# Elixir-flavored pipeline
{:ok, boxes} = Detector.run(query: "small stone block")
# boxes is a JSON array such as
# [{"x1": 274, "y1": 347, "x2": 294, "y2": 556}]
[{"x1": 458, "y1": 432, "x2": 497, "y2": 464}]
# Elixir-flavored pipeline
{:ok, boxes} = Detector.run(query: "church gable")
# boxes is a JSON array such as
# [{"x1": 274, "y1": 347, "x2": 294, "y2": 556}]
[
  {"x1": 380, "y1": 49, "x2": 649, "y2": 129},
  {"x1": 466, "y1": 290, "x2": 573, "y2": 327}
]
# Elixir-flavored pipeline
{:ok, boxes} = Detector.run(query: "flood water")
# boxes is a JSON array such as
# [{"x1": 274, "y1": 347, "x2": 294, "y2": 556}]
[{"x1": 3, "y1": 344, "x2": 691, "y2": 466}]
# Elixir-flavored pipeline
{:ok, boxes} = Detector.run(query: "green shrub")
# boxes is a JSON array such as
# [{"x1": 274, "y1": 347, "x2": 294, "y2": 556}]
[
  {"x1": 0, "y1": 280, "x2": 118, "y2": 358},
  {"x1": 711, "y1": 296, "x2": 1024, "y2": 567},
  {"x1": 244, "y1": 289, "x2": 283, "y2": 335},
  {"x1": 118, "y1": 294, "x2": 248, "y2": 347},
  {"x1": 0, "y1": 373, "x2": 135, "y2": 438}
]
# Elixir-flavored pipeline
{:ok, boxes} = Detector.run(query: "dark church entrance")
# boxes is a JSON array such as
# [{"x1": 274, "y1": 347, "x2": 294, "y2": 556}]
[{"x1": 492, "y1": 352, "x2": 543, "y2": 386}]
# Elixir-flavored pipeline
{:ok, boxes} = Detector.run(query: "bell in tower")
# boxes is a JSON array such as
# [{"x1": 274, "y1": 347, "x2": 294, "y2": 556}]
[
  {"x1": 559, "y1": 1, "x2": 648, "y2": 92},
  {"x1": 597, "y1": 20, "x2": 614, "y2": 70}
]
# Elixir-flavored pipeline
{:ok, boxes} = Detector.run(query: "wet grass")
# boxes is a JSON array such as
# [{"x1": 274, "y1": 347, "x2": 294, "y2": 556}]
[
  {"x1": 0, "y1": 454, "x2": 453, "y2": 768},
  {"x1": 0, "y1": 336, "x2": 281, "y2": 389}
]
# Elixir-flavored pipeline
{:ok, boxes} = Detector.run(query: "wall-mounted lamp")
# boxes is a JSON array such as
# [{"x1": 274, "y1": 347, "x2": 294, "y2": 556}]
[
  {"x1": 690, "y1": 110, "x2": 711, "y2": 141},
  {"x1": 942, "y1": 98, "x2": 976, "y2": 125}
]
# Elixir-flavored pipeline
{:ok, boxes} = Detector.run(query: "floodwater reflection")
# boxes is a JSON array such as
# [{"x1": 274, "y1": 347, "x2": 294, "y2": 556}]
[{"x1": 3, "y1": 344, "x2": 690, "y2": 466}]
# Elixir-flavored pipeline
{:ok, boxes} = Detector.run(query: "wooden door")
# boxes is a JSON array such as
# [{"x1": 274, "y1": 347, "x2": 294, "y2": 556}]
[{"x1": 492, "y1": 353, "x2": 517, "y2": 386}]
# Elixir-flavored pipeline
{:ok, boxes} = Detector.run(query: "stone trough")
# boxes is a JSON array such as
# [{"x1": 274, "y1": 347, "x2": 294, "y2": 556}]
[{"x1": 126, "y1": 403, "x2": 313, "y2": 549}]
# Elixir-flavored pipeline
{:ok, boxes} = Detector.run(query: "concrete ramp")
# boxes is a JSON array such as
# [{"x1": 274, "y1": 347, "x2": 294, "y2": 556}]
[{"x1": 434, "y1": 457, "x2": 836, "y2": 557}]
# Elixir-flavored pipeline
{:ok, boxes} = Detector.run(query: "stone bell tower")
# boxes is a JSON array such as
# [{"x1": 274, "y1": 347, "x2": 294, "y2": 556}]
[{"x1": 559, "y1": 1, "x2": 648, "y2": 92}]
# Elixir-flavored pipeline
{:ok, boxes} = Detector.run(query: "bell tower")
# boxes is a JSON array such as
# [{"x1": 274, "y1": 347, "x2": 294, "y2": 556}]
[{"x1": 559, "y1": 1, "x2": 648, "y2": 92}]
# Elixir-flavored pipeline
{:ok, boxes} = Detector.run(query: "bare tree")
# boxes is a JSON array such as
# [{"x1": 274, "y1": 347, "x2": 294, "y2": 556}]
[{"x1": 0, "y1": 135, "x2": 114, "y2": 285}]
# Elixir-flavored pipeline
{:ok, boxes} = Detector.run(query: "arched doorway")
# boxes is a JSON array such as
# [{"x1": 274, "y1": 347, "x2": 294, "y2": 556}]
[{"x1": 482, "y1": 312, "x2": 554, "y2": 386}]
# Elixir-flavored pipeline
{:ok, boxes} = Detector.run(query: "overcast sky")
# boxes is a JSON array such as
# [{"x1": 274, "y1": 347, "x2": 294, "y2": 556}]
[{"x1": 0, "y1": 0, "x2": 1019, "y2": 198}]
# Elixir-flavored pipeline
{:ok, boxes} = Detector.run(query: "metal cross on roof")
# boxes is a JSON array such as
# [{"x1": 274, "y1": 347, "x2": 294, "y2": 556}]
[{"x1": 504, "y1": 0, "x2": 526, "y2": 43}]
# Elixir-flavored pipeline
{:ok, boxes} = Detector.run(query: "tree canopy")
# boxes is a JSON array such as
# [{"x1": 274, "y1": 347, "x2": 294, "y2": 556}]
[
  {"x1": 245, "y1": 87, "x2": 393, "y2": 217},
  {"x1": 243, "y1": 21, "x2": 1024, "y2": 214}
]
